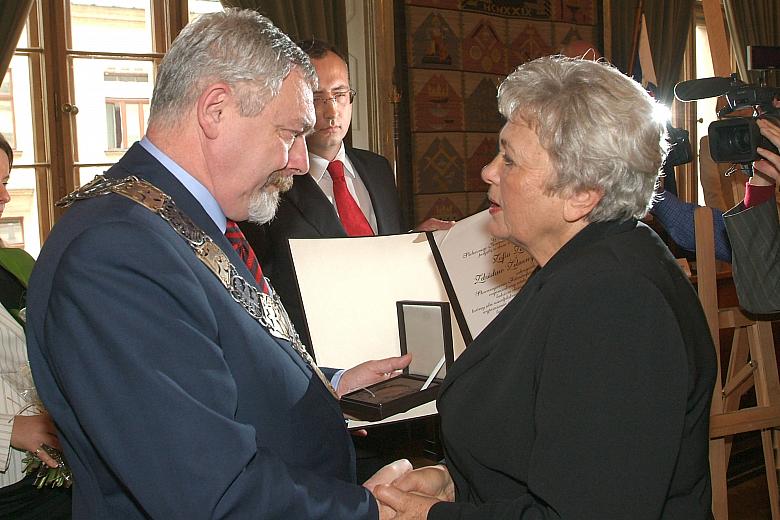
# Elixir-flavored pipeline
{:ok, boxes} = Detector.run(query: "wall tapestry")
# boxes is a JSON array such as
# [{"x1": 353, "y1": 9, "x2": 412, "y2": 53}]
[{"x1": 399, "y1": 0, "x2": 600, "y2": 222}]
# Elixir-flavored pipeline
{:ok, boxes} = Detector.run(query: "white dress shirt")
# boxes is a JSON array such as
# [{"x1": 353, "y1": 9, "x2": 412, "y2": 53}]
[{"x1": 0, "y1": 304, "x2": 32, "y2": 487}]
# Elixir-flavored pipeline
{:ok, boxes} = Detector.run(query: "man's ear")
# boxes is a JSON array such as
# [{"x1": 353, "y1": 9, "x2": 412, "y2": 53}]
[
  {"x1": 563, "y1": 188, "x2": 603, "y2": 222},
  {"x1": 197, "y1": 83, "x2": 231, "y2": 140}
]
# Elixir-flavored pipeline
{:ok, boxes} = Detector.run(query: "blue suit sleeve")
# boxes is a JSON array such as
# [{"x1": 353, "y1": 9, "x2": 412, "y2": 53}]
[
  {"x1": 652, "y1": 191, "x2": 732, "y2": 262},
  {"x1": 40, "y1": 222, "x2": 376, "y2": 519}
]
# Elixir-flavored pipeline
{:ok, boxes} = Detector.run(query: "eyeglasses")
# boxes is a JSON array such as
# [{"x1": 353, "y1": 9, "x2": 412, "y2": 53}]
[{"x1": 313, "y1": 89, "x2": 356, "y2": 106}]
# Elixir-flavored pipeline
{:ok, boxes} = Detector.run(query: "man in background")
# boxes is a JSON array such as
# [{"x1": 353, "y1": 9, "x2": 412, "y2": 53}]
[
  {"x1": 26, "y1": 10, "x2": 409, "y2": 518},
  {"x1": 241, "y1": 39, "x2": 451, "y2": 349}
]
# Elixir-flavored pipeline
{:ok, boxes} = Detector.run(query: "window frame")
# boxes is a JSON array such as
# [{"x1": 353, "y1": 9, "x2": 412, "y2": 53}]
[{"x1": 6, "y1": 0, "x2": 191, "y2": 246}]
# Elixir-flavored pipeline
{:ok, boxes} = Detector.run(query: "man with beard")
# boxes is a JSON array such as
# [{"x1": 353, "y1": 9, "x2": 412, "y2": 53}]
[
  {"x1": 25, "y1": 10, "x2": 410, "y2": 519},
  {"x1": 241, "y1": 39, "x2": 452, "y2": 350}
]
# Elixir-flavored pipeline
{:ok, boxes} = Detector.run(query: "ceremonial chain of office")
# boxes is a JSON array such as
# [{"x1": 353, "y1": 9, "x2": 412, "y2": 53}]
[{"x1": 57, "y1": 175, "x2": 339, "y2": 399}]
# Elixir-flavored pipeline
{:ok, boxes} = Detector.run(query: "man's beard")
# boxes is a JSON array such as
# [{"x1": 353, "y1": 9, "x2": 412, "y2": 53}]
[{"x1": 247, "y1": 170, "x2": 294, "y2": 225}]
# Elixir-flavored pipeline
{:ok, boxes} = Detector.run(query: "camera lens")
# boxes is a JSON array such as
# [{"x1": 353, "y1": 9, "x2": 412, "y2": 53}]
[
  {"x1": 724, "y1": 126, "x2": 752, "y2": 154},
  {"x1": 708, "y1": 118, "x2": 762, "y2": 163}
]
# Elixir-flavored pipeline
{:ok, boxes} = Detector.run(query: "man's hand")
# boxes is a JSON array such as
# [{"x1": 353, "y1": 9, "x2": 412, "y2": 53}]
[
  {"x1": 413, "y1": 218, "x2": 455, "y2": 232},
  {"x1": 389, "y1": 464, "x2": 454, "y2": 501},
  {"x1": 371, "y1": 464, "x2": 454, "y2": 520},
  {"x1": 753, "y1": 118, "x2": 780, "y2": 185},
  {"x1": 337, "y1": 354, "x2": 412, "y2": 397}
]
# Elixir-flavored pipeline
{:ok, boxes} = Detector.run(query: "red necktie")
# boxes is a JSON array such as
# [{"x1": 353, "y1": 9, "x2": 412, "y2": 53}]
[
  {"x1": 225, "y1": 220, "x2": 268, "y2": 293},
  {"x1": 327, "y1": 160, "x2": 374, "y2": 237}
]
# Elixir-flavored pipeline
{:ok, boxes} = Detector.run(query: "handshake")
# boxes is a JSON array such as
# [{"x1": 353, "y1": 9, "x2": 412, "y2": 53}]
[{"x1": 363, "y1": 460, "x2": 455, "y2": 519}]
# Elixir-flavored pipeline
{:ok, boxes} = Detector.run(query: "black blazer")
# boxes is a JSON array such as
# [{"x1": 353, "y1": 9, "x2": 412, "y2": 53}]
[
  {"x1": 26, "y1": 144, "x2": 377, "y2": 518},
  {"x1": 428, "y1": 220, "x2": 716, "y2": 519},
  {"x1": 241, "y1": 146, "x2": 405, "y2": 351}
]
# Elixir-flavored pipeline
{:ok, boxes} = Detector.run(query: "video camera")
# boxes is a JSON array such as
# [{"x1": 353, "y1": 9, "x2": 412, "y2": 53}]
[{"x1": 674, "y1": 45, "x2": 780, "y2": 165}]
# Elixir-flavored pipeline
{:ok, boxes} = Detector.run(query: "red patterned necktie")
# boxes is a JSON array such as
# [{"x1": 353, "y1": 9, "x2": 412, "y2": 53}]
[
  {"x1": 225, "y1": 220, "x2": 267, "y2": 293},
  {"x1": 327, "y1": 160, "x2": 374, "y2": 237}
]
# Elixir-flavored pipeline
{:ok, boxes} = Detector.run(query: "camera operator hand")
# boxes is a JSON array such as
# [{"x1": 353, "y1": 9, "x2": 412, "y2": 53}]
[{"x1": 754, "y1": 117, "x2": 780, "y2": 186}]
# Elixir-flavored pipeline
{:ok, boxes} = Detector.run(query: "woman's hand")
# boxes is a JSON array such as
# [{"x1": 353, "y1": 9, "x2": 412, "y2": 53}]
[
  {"x1": 373, "y1": 484, "x2": 441, "y2": 520},
  {"x1": 364, "y1": 459, "x2": 414, "y2": 519},
  {"x1": 372, "y1": 465, "x2": 454, "y2": 520},
  {"x1": 11, "y1": 414, "x2": 61, "y2": 468},
  {"x1": 754, "y1": 118, "x2": 780, "y2": 185}
]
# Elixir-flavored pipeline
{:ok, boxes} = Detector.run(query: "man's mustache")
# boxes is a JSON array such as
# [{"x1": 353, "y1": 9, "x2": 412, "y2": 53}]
[{"x1": 264, "y1": 171, "x2": 293, "y2": 192}]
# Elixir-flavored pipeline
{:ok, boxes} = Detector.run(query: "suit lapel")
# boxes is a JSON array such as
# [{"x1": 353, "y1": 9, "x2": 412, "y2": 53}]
[
  {"x1": 346, "y1": 147, "x2": 393, "y2": 234},
  {"x1": 284, "y1": 173, "x2": 348, "y2": 237}
]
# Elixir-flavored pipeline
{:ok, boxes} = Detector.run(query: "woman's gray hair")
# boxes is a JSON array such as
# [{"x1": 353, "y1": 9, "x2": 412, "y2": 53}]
[
  {"x1": 497, "y1": 56, "x2": 667, "y2": 222},
  {"x1": 148, "y1": 8, "x2": 316, "y2": 129}
]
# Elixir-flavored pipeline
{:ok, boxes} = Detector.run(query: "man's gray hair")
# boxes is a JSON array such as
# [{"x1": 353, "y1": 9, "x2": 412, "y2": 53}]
[
  {"x1": 497, "y1": 56, "x2": 667, "y2": 222},
  {"x1": 148, "y1": 8, "x2": 316, "y2": 129}
]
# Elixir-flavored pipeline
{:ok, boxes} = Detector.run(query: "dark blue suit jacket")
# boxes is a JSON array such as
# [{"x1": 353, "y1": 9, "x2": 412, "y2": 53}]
[{"x1": 26, "y1": 144, "x2": 377, "y2": 518}]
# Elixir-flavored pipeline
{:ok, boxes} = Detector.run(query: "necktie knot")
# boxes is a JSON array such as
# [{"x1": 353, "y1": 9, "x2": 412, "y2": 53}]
[
  {"x1": 225, "y1": 219, "x2": 267, "y2": 292},
  {"x1": 327, "y1": 160, "x2": 345, "y2": 181}
]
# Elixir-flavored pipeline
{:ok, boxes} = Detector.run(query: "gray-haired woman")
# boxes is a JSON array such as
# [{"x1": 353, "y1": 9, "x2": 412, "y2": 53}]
[{"x1": 374, "y1": 56, "x2": 716, "y2": 520}]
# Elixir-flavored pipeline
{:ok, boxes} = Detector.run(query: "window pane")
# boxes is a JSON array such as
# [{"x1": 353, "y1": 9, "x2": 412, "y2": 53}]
[
  {"x1": 105, "y1": 102, "x2": 121, "y2": 149},
  {"x1": 189, "y1": 0, "x2": 223, "y2": 22},
  {"x1": 0, "y1": 218, "x2": 25, "y2": 248},
  {"x1": 69, "y1": 0, "x2": 153, "y2": 54},
  {"x1": 4, "y1": 166, "x2": 41, "y2": 256},
  {"x1": 72, "y1": 58, "x2": 154, "y2": 162},
  {"x1": 0, "y1": 71, "x2": 15, "y2": 148},
  {"x1": 3, "y1": 55, "x2": 35, "y2": 163},
  {"x1": 0, "y1": 99, "x2": 14, "y2": 150},
  {"x1": 124, "y1": 102, "x2": 143, "y2": 144},
  {"x1": 17, "y1": 19, "x2": 29, "y2": 48},
  {"x1": 0, "y1": 74, "x2": 11, "y2": 96}
]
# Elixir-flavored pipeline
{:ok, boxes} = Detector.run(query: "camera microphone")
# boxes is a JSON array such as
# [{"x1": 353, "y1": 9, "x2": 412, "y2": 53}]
[{"x1": 674, "y1": 76, "x2": 736, "y2": 101}]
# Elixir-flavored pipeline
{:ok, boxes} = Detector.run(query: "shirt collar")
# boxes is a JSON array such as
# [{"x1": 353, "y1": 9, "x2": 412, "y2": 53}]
[
  {"x1": 139, "y1": 137, "x2": 227, "y2": 232},
  {"x1": 308, "y1": 143, "x2": 352, "y2": 182}
]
